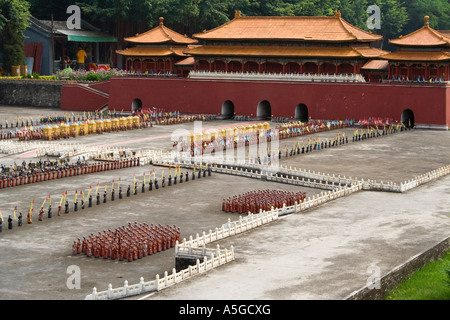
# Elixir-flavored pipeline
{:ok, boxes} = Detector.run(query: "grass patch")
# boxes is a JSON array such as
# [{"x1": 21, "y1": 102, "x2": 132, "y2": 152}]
[{"x1": 385, "y1": 251, "x2": 450, "y2": 300}]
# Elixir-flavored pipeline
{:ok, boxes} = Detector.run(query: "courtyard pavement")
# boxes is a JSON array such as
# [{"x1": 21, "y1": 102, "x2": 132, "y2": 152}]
[{"x1": 0, "y1": 105, "x2": 448, "y2": 301}]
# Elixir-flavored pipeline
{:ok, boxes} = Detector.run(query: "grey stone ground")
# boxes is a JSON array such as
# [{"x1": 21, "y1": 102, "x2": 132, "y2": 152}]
[{"x1": 0, "y1": 105, "x2": 448, "y2": 300}]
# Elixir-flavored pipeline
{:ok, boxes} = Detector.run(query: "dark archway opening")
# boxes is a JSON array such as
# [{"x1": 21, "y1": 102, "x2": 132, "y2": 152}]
[
  {"x1": 401, "y1": 109, "x2": 415, "y2": 128},
  {"x1": 295, "y1": 104, "x2": 309, "y2": 122},
  {"x1": 221, "y1": 100, "x2": 235, "y2": 119},
  {"x1": 257, "y1": 100, "x2": 272, "y2": 120},
  {"x1": 132, "y1": 99, "x2": 143, "y2": 113}
]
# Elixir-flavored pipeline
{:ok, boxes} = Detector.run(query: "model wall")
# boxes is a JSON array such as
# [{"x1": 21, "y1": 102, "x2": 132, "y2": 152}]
[{"x1": 105, "y1": 77, "x2": 448, "y2": 126}]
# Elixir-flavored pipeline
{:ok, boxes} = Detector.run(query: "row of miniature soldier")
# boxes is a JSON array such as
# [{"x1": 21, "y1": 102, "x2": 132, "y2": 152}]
[
  {"x1": 1, "y1": 166, "x2": 212, "y2": 230},
  {"x1": 223, "y1": 189, "x2": 307, "y2": 214},
  {"x1": 72, "y1": 223, "x2": 181, "y2": 261}
]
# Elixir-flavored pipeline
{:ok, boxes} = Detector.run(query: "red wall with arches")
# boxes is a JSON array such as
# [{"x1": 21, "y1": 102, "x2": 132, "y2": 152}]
[{"x1": 103, "y1": 77, "x2": 449, "y2": 126}]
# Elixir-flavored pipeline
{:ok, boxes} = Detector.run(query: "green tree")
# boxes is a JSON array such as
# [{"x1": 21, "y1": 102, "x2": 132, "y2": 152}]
[
  {"x1": 403, "y1": 0, "x2": 450, "y2": 34},
  {"x1": 0, "y1": 0, "x2": 31, "y2": 73}
]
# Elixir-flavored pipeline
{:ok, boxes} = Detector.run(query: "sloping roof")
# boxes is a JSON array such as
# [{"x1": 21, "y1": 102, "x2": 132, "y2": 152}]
[
  {"x1": 185, "y1": 45, "x2": 388, "y2": 59},
  {"x1": 175, "y1": 57, "x2": 195, "y2": 66},
  {"x1": 124, "y1": 17, "x2": 198, "y2": 45},
  {"x1": 361, "y1": 60, "x2": 389, "y2": 70},
  {"x1": 193, "y1": 11, "x2": 382, "y2": 43},
  {"x1": 389, "y1": 16, "x2": 450, "y2": 47},
  {"x1": 382, "y1": 50, "x2": 450, "y2": 62},
  {"x1": 29, "y1": 15, "x2": 101, "y2": 36},
  {"x1": 57, "y1": 29, "x2": 117, "y2": 42},
  {"x1": 27, "y1": 15, "x2": 116, "y2": 42},
  {"x1": 116, "y1": 47, "x2": 188, "y2": 57},
  {"x1": 353, "y1": 47, "x2": 389, "y2": 58}
]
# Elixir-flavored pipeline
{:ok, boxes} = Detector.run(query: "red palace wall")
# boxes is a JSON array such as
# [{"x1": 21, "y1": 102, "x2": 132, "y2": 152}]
[{"x1": 105, "y1": 77, "x2": 449, "y2": 127}]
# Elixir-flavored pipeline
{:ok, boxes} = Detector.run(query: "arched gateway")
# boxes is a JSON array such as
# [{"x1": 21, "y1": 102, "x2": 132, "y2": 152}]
[
  {"x1": 257, "y1": 100, "x2": 272, "y2": 120},
  {"x1": 295, "y1": 104, "x2": 309, "y2": 122}
]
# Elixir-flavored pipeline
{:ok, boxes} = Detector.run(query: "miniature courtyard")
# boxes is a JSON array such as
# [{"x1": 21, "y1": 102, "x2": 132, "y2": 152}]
[{"x1": 0, "y1": 105, "x2": 448, "y2": 300}]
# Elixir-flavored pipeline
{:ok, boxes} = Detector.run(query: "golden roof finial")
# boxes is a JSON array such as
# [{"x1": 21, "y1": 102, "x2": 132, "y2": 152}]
[
  {"x1": 159, "y1": 17, "x2": 164, "y2": 25},
  {"x1": 424, "y1": 15, "x2": 430, "y2": 27},
  {"x1": 334, "y1": 10, "x2": 342, "y2": 18},
  {"x1": 235, "y1": 10, "x2": 242, "y2": 19}
]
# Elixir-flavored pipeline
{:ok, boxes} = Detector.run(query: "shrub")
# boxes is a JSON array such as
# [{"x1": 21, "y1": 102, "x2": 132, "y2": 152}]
[{"x1": 85, "y1": 72, "x2": 101, "y2": 82}]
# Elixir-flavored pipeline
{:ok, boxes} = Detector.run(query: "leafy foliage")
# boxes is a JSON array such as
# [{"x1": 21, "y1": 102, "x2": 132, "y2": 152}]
[
  {"x1": 0, "y1": 0, "x2": 31, "y2": 73},
  {"x1": 26, "y1": 0, "x2": 450, "y2": 44},
  {"x1": 54, "y1": 68, "x2": 127, "y2": 81}
]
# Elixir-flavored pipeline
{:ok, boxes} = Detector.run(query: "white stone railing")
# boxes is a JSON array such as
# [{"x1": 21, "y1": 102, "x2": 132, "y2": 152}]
[
  {"x1": 160, "y1": 159, "x2": 450, "y2": 195},
  {"x1": 399, "y1": 165, "x2": 450, "y2": 193},
  {"x1": 179, "y1": 210, "x2": 280, "y2": 249},
  {"x1": 85, "y1": 247, "x2": 235, "y2": 300},
  {"x1": 189, "y1": 70, "x2": 367, "y2": 83}
]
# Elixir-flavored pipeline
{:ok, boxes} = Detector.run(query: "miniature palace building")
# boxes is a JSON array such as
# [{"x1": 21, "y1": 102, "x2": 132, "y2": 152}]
[
  {"x1": 61, "y1": 13, "x2": 450, "y2": 129},
  {"x1": 383, "y1": 16, "x2": 450, "y2": 82},
  {"x1": 187, "y1": 10, "x2": 388, "y2": 79},
  {"x1": 116, "y1": 17, "x2": 198, "y2": 77}
]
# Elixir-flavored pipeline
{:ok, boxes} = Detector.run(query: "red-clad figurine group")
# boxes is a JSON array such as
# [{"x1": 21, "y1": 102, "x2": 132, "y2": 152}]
[
  {"x1": 222, "y1": 189, "x2": 306, "y2": 214},
  {"x1": 72, "y1": 222, "x2": 181, "y2": 262}
]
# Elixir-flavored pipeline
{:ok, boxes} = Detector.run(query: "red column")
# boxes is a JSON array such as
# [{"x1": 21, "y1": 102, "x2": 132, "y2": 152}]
[
  {"x1": 300, "y1": 62, "x2": 303, "y2": 75},
  {"x1": 225, "y1": 61, "x2": 228, "y2": 73},
  {"x1": 407, "y1": 64, "x2": 411, "y2": 80},
  {"x1": 209, "y1": 60, "x2": 212, "y2": 72},
  {"x1": 335, "y1": 63, "x2": 339, "y2": 75},
  {"x1": 258, "y1": 61, "x2": 261, "y2": 73}
]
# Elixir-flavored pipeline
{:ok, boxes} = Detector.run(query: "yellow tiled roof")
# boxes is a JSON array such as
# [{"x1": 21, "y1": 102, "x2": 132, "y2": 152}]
[
  {"x1": 124, "y1": 17, "x2": 198, "y2": 45},
  {"x1": 116, "y1": 47, "x2": 188, "y2": 57},
  {"x1": 193, "y1": 12, "x2": 382, "y2": 43},
  {"x1": 382, "y1": 50, "x2": 450, "y2": 62},
  {"x1": 389, "y1": 16, "x2": 450, "y2": 47},
  {"x1": 185, "y1": 45, "x2": 388, "y2": 59}
]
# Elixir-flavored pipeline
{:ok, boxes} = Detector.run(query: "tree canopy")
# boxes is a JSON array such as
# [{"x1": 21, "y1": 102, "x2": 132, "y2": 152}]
[
  {"x1": 26, "y1": 0, "x2": 450, "y2": 43},
  {"x1": 0, "y1": 0, "x2": 31, "y2": 72}
]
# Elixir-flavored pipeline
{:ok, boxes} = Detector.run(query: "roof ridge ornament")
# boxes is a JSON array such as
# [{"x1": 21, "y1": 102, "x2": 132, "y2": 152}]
[
  {"x1": 235, "y1": 10, "x2": 242, "y2": 19},
  {"x1": 424, "y1": 15, "x2": 430, "y2": 27},
  {"x1": 159, "y1": 17, "x2": 164, "y2": 26},
  {"x1": 334, "y1": 10, "x2": 342, "y2": 18}
]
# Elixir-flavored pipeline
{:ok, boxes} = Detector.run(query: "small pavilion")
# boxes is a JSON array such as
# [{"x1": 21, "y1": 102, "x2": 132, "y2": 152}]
[
  {"x1": 116, "y1": 17, "x2": 198, "y2": 76},
  {"x1": 383, "y1": 16, "x2": 450, "y2": 82}
]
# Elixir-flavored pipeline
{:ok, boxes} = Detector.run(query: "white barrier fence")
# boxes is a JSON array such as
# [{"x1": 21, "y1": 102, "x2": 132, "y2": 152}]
[
  {"x1": 156, "y1": 158, "x2": 450, "y2": 195},
  {"x1": 189, "y1": 70, "x2": 367, "y2": 83},
  {"x1": 85, "y1": 247, "x2": 235, "y2": 300},
  {"x1": 399, "y1": 165, "x2": 450, "y2": 193},
  {"x1": 179, "y1": 210, "x2": 280, "y2": 249}
]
